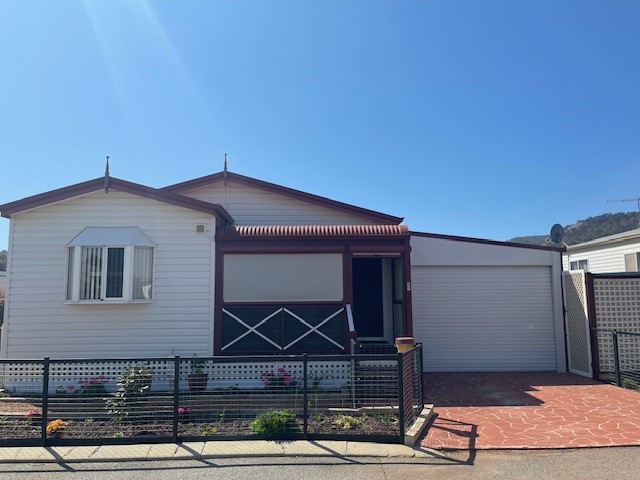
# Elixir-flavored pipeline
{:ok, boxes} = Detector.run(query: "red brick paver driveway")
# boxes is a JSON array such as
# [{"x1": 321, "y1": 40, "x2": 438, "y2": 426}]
[{"x1": 420, "y1": 372, "x2": 640, "y2": 449}]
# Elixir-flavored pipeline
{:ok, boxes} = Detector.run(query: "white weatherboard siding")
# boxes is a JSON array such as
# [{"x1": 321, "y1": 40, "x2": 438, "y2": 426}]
[
  {"x1": 410, "y1": 235, "x2": 564, "y2": 372},
  {"x1": 563, "y1": 239, "x2": 640, "y2": 273},
  {"x1": 181, "y1": 182, "x2": 378, "y2": 225},
  {"x1": 2, "y1": 190, "x2": 215, "y2": 359}
]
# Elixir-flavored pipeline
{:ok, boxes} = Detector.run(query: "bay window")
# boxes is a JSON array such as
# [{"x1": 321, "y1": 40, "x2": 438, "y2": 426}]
[{"x1": 66, "y1": 228, "x2": 155, "y2": 303}]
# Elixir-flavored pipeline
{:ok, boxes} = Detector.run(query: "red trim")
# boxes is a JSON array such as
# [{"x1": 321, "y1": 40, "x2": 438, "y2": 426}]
[
  {"x1": 163, "y1": 171, "x2": 404, "y2": 225},
  {"x1": 410, "y1": 230, "x2": 566, "y2": 252},
  {"x1": 0, "y1": 177, "x2": 234, "y2": 225}
]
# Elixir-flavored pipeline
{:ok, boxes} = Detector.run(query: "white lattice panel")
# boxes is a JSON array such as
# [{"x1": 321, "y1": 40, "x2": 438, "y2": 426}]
[{"x1": 562, "y1": 271, "x2": 592, "y2": 377}]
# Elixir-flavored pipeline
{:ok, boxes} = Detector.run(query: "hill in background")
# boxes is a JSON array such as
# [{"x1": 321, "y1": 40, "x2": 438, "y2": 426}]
[{"x1": 510, "y1": 212, "x2": 640, "y2": 246}]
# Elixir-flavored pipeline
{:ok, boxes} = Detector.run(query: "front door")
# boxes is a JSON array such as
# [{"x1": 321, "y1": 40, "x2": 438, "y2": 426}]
[{"x1": 352, "y1": 257, "x2": 400, "y2": 342}]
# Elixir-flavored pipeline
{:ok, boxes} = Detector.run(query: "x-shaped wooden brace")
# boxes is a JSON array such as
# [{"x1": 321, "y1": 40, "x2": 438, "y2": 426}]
[
  {"x1": 283, "y1": 307, "x2": 345, "y2": 351},
  {"x1": 221, "y1": 308, "x2": 283, "y2": 351}
]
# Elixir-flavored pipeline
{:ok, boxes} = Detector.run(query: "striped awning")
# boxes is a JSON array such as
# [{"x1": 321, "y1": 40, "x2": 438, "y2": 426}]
[{"x1": 217, "y1": 224, "x2": 409, "y2": 237}]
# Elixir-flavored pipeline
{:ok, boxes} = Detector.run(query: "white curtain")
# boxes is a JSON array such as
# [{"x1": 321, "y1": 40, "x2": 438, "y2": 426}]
[{"x1": 133, "y1": 247, "x2": 153, "y2": 299}]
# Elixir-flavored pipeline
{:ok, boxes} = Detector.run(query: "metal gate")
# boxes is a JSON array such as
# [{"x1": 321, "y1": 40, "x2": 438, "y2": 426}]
[{"x1": 561, "y1": 271, "x2": 593, "y2": 377}]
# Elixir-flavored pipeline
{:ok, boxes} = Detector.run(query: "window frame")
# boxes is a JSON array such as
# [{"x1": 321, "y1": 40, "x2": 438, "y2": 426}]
[
  {"x1": 569, "y1": 259, "x2": 588, "y2": 271},
  {"x1": 65, "y1": 244, "x2": 155, "y2": 304}
]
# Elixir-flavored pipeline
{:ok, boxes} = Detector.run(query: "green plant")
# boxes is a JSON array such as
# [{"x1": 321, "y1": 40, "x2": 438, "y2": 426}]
[
  {"x1": 84, "y1": 417, "x2": 94, "y2": 424},
  {"x1": 307, "y1": 372, "x2": 327, "y2": 391},
  {"x1": 201, "y1": 424, "x2": 218, "y2": 436},
  {"x1": 622, "y1": 377, "x2": 638, "y2": 390},
  {"x1": 106, "y1": 364, "x2": 153, "y2": 421},
  {"x1": 333, "y1": 414, "x2": 361, "y2": 431},
  {"x1": 249, "y1": 409, "x2": 299, "y2": 436},
  {"x1": 0, "y1": 416, "x2": 7, "y2": 425},
  {"x1": 113, "y1": 431, "x2": 125, "y2": 439},
  {"x1": 378, "y1": 413, "x2": 396, "y2": 423},
  {"x1": 190, "y1": 355, "x2": 206, "y2": 373}
]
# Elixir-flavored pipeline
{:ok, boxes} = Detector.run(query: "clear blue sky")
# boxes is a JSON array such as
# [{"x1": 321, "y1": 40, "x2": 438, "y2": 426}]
[{"x1": 1, "y1": 0, "x2": 639, "y2": 251}]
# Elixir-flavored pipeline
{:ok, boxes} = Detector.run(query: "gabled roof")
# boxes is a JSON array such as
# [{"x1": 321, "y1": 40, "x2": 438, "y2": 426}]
[
  {"x1": 0, "y1": 177, "x2": 234, "y2": 224},
  {"x1": 163, "y1": 171, "x2": 404, "y2": 225}
]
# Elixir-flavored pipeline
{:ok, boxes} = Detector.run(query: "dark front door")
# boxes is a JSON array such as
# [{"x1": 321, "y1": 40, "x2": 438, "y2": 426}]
[{"x1": 352, "y1": 258, "x2": 384, "y2": 339}]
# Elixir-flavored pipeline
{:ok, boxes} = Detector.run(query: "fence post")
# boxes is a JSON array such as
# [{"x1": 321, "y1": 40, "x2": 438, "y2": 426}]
[
  {"x1": 173, "y1": 355, "x2": 180, "y2": 443},
  {"x1": 41, "y1": 357, "x2": 50, "y2": 447},
  {"x1": 612, "y1": 331, "x2": 621, "y2": 387},
  {"x1": 397, "y1": 352, "x2": 405, "y2": 441},
  {"x1": 303, "y1": 354, "x2": 308, "y2": 438},
  {"x1": 418, "y1": 344, "x2": 425, "y2": 411}
]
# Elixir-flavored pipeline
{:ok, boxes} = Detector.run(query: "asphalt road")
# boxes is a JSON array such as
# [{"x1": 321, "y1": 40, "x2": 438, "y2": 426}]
[{"x1": 0, "y1": 447, "x2": 638, "y2": 480}]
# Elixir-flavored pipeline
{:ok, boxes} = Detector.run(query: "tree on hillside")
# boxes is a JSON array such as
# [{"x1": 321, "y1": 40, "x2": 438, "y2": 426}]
[{"x1": 0, "y1": 250, "x2": 6, "y2": 271}]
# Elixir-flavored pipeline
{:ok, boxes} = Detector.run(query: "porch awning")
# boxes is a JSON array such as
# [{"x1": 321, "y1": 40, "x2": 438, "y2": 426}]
[{"x1": 217, "y1": 224, "x2": 409, "y2": 238}]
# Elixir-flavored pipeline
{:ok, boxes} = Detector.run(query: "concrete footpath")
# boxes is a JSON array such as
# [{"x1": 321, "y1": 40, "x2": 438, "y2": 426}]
[{"x1": 0, "y1": 441, "x2": 441, "y2": 463}]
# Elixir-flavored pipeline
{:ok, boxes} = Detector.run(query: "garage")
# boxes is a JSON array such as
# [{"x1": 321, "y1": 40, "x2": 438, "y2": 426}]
[{"x1": 410, "y1": 233, "x2": 566, "y2": 372}]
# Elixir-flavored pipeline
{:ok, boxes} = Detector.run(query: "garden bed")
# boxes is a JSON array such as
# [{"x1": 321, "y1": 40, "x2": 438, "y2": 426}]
[{"x1": 0, "y1": 413, "x2": 399, "y2": 441}]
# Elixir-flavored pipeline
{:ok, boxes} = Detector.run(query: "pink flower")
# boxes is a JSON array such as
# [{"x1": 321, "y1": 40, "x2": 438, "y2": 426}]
[
  {"x1": 66, "y1": 385, "x2": 76, "y2": 391},
  {"x1": 177, "y1": 407, "x2": 192, "y2": 415}
]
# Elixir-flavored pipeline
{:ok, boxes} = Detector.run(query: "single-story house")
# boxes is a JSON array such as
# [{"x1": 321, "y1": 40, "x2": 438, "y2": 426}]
[
  {"x1": 0, "y1": 169, "x2": 566, "y2": 372},
  {"x1": 563, "y1": 228, "x2": 640, "y2": 273}
]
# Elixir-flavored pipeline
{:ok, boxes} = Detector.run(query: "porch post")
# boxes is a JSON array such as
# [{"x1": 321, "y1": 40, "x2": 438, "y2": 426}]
[{"x1": 343, "y1": 245, "x2": 354, "y2": 350}]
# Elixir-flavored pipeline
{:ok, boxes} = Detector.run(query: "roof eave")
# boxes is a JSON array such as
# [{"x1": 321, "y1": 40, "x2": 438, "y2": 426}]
[{"x1": 0, "y1": 177, "x2": 234, "y2": 225}]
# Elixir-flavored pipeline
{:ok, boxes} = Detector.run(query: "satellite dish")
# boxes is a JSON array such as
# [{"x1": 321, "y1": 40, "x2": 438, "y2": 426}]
[{"x1": 550, "y1": 223, "x2": 564, "y2": 243}]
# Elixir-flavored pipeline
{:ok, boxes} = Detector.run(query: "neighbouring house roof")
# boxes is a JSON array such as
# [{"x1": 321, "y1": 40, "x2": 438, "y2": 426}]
[
  {"x1": 163, "y1": 171, "x2": 404, "y2": 225},
  {"x1": 566, "y1": 228, "x2": 640, "y2": 252},
  {"x1": 217, "y1": 224, "x2": 409, "y2": 239},
  {"x1": 0, "y1": 177, "x2": 234, "y2": 225}
]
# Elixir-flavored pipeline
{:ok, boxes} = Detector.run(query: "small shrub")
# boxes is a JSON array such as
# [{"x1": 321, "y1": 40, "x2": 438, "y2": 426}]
[
  {"x1": 201, "y1": 424, "x2": 218, "y2": 436},
  {"x1": 106, "y1": 364, "x2": 153, "y2": 421},
  {"x1": 113, "y1": 431, "x2": 125, "y2": 439},
  {"x1": 622, "y1": 377, "x2": 638, "y2": 390},
  {"x1": 84, "y1": 417, "x2": 94, "y2": 424},
  {"x1": 249, "y1": 409, "x2": 298, "y2": 436},
  {"x1": 333, "y1": 414, "x2": 361, "y2": 431}
]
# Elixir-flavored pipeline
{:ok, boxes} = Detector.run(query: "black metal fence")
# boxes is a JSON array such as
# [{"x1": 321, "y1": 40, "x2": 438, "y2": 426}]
[
  {"x1": 591, "y1": 328, "x2": 640, "y2": 391},
  {"x1": 0, "y1": 345, "x2": 423, "y2": 447}
]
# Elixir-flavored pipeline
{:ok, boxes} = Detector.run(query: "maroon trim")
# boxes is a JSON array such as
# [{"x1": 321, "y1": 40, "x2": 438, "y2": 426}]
[
  {"x1": 0, "y1": 177, "x2": 234, "y2": 225},
  {"x1": 585, "y1": 272, "x2": 599, "y2": 379},
  {"x1": 410, "y1": 230, "x2": 566, "y2": 252},
  {"x1": 589, "y1": 273, "x2": 640, "y2": 279},
  {"x1": 343, "y1": 245, "x2": 354, "y2": 350},
  {"x1": 218, "y1": 244, "x2": 347, "y2": 254},
  {"x1": 163, "y1": 171, "x2": 404, "y2": 225},
  {"x1": 222, "y1": 301, "x2": 345, "y2": 307}
]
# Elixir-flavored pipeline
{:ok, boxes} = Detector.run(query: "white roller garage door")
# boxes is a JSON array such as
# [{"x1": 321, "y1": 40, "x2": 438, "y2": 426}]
[{"x1": 411, "y1": 266, "x2": 557, "y2": 371}]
